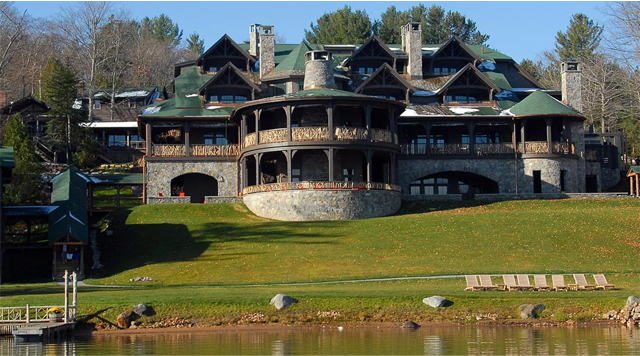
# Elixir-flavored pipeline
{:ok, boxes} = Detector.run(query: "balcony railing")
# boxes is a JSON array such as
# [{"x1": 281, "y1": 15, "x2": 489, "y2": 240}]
[
  {"x1": 243, "y1": 127, "x2": 396, "y2": 148},
  {"x1": 243, "y1": 180, "x2": 401, "y2": 195},
  {"x1": 151, "y1": 144, "x2": 239, "y2": 157},
  {"x1": 401, "y1": 142, "x2": 575, "y2": 157}
]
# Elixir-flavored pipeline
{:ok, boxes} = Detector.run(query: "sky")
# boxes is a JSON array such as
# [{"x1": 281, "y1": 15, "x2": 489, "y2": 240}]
[{"x1": 14, "y1": 1, "x2": 608, "y2": 63}]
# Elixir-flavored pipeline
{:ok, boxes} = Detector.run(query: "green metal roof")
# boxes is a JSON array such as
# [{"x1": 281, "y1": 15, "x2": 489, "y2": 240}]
[
  {"x1": 508, "y1": 91, "x2": 581, "y2": 117},
  {"x1": 174, "y1": 67, "x2": 210, "y2": 108},
  {"x1": 88, "y1": 173, "x2": 143, "y2": 185},
  {"x1": 482, "y1": 71, "x2": 513, "y2": 91},
  {"x1": 141, "y1": 98, "x2": 233, "y2": 118},
  {"x1": 273, "y1": 42, "x2": 314, "y2": 72},
  {"x1": 467, "y1": 45, "x2": 512, "y2": 61},
  {"x1": 0, "y1": 146, "x2": 15, "y2": 168},
  {"x1": 49, "y1": 166, "x2": 88, "y2": 245},
  {"x1": 284, "y1": 88, "x2": 374, "y2": 99},
  {"x1": 4, "y1": 206, "x2": 58, "y2": 217}
]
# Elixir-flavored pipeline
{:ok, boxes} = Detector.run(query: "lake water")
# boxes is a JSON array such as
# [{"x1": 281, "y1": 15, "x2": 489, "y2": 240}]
[{"x1": 2, "y1": 325, "x2": 640, "y2": 355}]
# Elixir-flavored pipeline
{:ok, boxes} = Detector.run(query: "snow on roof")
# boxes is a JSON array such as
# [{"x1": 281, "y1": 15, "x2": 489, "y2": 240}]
[
  {"x1": 115, "y1": 90, "x2": 149, "y2": 98},
  {"x1": 81, "y1": 121, "x2": 138, "y2": 128},
  {"x1": 400, "y1": 108, "x2": 420, "y2": 117},
  {"x1": 205, "y1": 105, "x2": 222, "y2": 110},
  {"x1": 142, "y1": 106, "x2": 162, "y2": 115},
  {"x1": 422, "y1": 46, "x2": 440, "y2": 51},
  {"x1": 448, "y1": 107, "x2": 479, "y2": 115},
  {"x1": 511, "y1": 88, "x2": 542, "y2": 93},
  {"x1": 185, "y1": 94, "x2": 198, "y2": 98},
  {"x1": 69, "y1": 212, "x2": 85, "y2": 226},
  {"x1": 478, "y1": 61, "x2": 496, "y2": 71},
  {"x1": 72, "y1": 99, "x2": 82, "y2": 110}
]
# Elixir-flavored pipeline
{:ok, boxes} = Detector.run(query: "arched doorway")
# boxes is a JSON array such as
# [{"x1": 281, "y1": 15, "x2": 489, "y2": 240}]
[
  {"x1": 171, "y1": 173, "x2": 218, "y2": 203},
  {"x1": 409, "y1": 171, "x2": 499, "y2": 196}
]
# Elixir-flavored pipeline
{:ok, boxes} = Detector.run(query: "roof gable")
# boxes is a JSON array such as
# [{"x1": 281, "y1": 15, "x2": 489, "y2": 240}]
[
  {"x1": 355, "y1": 63, "x2": 415, "y2": 94},
  {"x1": 198, "y1": 62, "x2": 261, "y2": 94},
  {"x1": 508, "y1": 91, "x2": 582, "y2": 117},
  {"x1": 431, "y1": 36, "x2": 480, "y2": 62},
  {"x1": 0, "y1": 95, "x2": 49, "y2": 115},
  {"x1": 439, "y1": 63, "x2": 500, "y2": 93},
  {"x1": 174, "y1": 67, "x2": 211, "y2": 108},
  {"x1": 273, "y1": 41, "x2": 314, "y2": 72},
  {"x1": 343, "y1": 36, "x2": 397, "y2": 67},
  {"x1": 197, "y1": 34, "x2": 255, "y2": 65},
  {"x1": 49, "y1": 166, "x2": 88, "y2": 245}
]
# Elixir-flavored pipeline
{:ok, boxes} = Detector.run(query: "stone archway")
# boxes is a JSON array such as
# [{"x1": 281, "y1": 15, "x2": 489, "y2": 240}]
[{"x1": 171, "y1": 173, "x2": 218, "y2": 203}]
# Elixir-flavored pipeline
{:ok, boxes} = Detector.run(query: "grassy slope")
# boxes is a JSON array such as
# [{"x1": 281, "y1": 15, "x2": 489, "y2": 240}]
[{"x1": 90, "y1": 199, "x2": 640, "y2": 286}]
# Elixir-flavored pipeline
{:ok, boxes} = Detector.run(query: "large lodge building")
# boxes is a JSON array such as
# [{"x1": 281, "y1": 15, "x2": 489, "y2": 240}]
[{"x1": 137, "y1": 23, "x2": 615, "y2": 221}]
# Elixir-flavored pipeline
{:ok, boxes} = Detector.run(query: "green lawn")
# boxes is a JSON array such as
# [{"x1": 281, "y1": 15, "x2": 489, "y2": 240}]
[{"x1": 89, "y1": 199, "x2": 640, "y2": 286}]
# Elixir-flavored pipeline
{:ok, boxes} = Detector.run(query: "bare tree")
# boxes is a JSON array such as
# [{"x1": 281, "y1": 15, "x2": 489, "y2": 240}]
[
  {"x1": 0, "y1": 2, "x2": 28, "y2": 95},
  {"x1": 59, "y1": 1, "x2": 114, "y2": 121},
  {"x1": 581, "y1": 53, "x2": 627, "y2": 133}
]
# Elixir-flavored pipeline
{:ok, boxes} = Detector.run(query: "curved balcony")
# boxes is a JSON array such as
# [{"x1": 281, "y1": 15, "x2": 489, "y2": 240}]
[
  {"x1": 242, "y1": 127, "x2": 398, "y2": 149},
  {"x1": 242, "y1": 180, "x2": 401, "y2": 195}
]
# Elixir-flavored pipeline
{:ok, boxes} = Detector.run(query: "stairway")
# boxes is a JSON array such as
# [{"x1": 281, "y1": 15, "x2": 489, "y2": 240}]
[{"x1": 33, "y1": 137, "x2": 56, "y2": 163}]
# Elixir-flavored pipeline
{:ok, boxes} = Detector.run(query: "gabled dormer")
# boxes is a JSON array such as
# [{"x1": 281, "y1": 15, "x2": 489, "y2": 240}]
[
  {"x1": 355, "y1": 63, "x2": 415, "y2": 101},
  {"x1": 343, "y1": 36, "x2": 400, "y2": 76},
  {"x1": 198, "y1": 63, "x2": 261, "y2": 104},
  {"x1": 426, "y1": 36, "x2": 480, "y2": 77},
  {"x1": 196, "y1": 34, "x2": 256, "y2": 74},
  {"x1": 438, "y1": 64, "x2": 500, "y2": 104}
]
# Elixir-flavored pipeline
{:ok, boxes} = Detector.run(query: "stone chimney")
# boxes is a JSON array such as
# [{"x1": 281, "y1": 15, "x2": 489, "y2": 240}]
[
  {"x1": 249, "y1": 24, "x2": 260, "y2": 56},
  {"x1": 561, "y1": 60, "x2": 582, "y2": 112},
  {"x1": 303, "y1": 51, "x2": 336, "y2": 90},
  {"x1": 259, "y1": 25, "x2": 275, "y2": 78},
  {"x1": 401, "y1": 22, "x2": 422, "y2": 80}
]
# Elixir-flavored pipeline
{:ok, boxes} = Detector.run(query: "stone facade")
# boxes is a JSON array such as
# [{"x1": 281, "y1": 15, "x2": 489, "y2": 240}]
[
  {"x1": 401, "y1": 23, "x2": 422, "y2": 79},
  {"x1": 398, "y1": 156, "x2": 582, "y2": 195},
  {"x1": 146, "y1": 160, "x2": 238, "y2": 199},
  {"x1": 243, "y1": 189, "x2": 401, "y2": 221},
  {"x1": 303, "y1": 52, "x2": 336, "y2": 90},
  {"x1": 148, "y1": 196, "x2": 191, "y2": 204},
  {"x1": 259, "y1": 27, "x2": 275, "y2": 78},
  {"x1": 561, "y1": 61, "x2": 582, "y2": 112}
]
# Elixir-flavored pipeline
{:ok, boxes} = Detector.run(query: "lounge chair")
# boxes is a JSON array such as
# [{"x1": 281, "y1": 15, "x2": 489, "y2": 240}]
[
  {"x1": 593, "y1": 274, "x2": 616, "y2": 290},
  {"x1": 479, "y1": 275, "x2": 498, "y2": 290},
  {"x1": 534, "y1": 275, "x2": 550, "y2": 291},
  {"x1": 552, "y1": 275, "x2": 570, "y2": 291},
  {"x1": 501, "y1": 275, "x2": 520, "y2": 291},
  {"x1": 573, "y1": 274, "x2": 595, "y2": 290},
  {"x1": 465, "y1": 275, "x2": 483, "y2": 291},
  {"x1": 516, "y1": 274, "x2": 535, "y2": 290}
]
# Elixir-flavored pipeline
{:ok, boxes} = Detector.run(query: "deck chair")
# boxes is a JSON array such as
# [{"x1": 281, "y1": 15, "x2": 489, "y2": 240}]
[
  {"x1": 552, "y1": 275, "x2": 569, "y2": 291},
  {"x1": 516, "y1": 274, "x2": 535, "y2": 290},
  {"x1": 465, "y1": 275, "x2": 483, "y2": 291},
  {"x1": 501, "y1": 275, "x2": 520, "y2": 291},
  {"x1": 479, "y1": 275, "x2": 498, "y2": 290},
  {"x1": 593, "y1": 274, "x2": 616, "y2": 290},
  {"x1": 573, "y1": 274, "x2": 595, "y2": 290},
  {"x1": 534, "y1": 275, "x2": 550, "y2": 291}
]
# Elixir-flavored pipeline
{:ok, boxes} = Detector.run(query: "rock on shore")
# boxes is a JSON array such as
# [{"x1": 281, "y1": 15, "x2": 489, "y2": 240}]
[
  {"x1": 607, "y1": 297, "x2": 640, "y2": 326},
  {"x1": 270, "y1": 294, "x2": 298, "y2": 310}
]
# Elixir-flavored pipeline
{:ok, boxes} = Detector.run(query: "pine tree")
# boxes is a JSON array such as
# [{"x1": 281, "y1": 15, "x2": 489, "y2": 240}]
[
  {"x1": 555, "y1": 13, "x2": 603, "y2": 61},
  {"x1": 1, "y1": 114, "x2": 45, "y2": 204},
  {"x1": 186, "y1": 32, "x2": 205, "y2": 57},
  {"x1": 305, "y1": 6, "x2": 373, "y2": 44},
  {"x1": 141, "y1": 14, "x2": 183, "y2": 46},
  {"x1": 376, "y1": 6, "x2": 410, "y2": 44}
]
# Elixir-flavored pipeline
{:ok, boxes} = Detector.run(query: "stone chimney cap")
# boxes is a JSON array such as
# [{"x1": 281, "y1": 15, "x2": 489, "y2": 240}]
[
  {"x1": 305, "y1": 50, "x2": 332, "y2": 62},
  {"x1": 562, "y1": 61, "x2": 581, "y2": 72}
]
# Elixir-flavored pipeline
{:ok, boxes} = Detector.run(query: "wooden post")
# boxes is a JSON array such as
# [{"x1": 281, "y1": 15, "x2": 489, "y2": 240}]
[
  {"x1": 63, "y1": 270, "x2": 68, "y2": 323},
  {"x1": 327, "y1": 105, "x2": 334, "y2": 140},
  {"x1": 631, "y1": 176, "x2": 634, "y2": 196},
  {"x1": 327, "y1": 149, "x2": 334, "y2": 182},
  {"x1": 636, "y1": 175, "x2": 639, "y2": 197},
  {"x1": 520, "y1": 119, "x2": 527, "y2": 154},
  {"x1": 184, "y1": 121, "x2": 190, "y2": 157},
  {"x1": 366, "y1": 150, "x2": 372, "y2": 183},
  {"x1": 145, "y1": 123, "x2": 152, "y2": 155},
  {"x1": 26, "y1": 304, "x2": 30, "y2": 324},
  {"x1": 72, "y1": 272, "x2": 77, "y2": 307},
  {"x1": 545, "y1": 118, "x2": 553, "y2": 154}
]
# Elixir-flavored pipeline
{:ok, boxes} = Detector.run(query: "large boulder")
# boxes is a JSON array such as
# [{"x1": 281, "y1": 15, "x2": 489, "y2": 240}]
[
  {"x1": 133, "y1": 304, "x2": 148, "y2": 316},
  {"x1": 520, "y1": 304, "x2": 545, "y2": 319},
  {"x1": 422, "y1": 296, "x2": 451, "y2": 308},
  {"x1": 627, "y1": 296, "x2": 640, "y2": 307},
  {"x1": 270, "y1": 294, "x2": 298, "y2": 310},
  {"x1": 117, "y1": 310, "x2": 134, "y2": 329}
]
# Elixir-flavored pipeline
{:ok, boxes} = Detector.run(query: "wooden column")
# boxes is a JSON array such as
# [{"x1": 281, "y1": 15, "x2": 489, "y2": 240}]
[
  {"x1": 365, "y1": 105, "x2": 372, "y2": 140},
  {"x1": 425, "y1": 122, "x2": 432, "y2": 155},
  {"x1": 520, "y1": 119, "x2": 527, "y2": 154},
  {"x1": 327, "y1": 149, "x2": 334, "y2": 182},
  {"x1": 637, "y1": 175, "x2": 639, "y2": 197},
  {"x1": 327, "y1": 105, "x2": 334, "y2": 140},
  {"x1": 241, "y1": 114, "x2": 247, "y2": 146},
  {"x1": 126, "y1": 129, "x2": 131, "y2": 147},
  {"x1": 545, "y1": 118, "x2": 553, "y2": 154},
  {"x1": 145, "y1": 123, "x2": 152, "y2": 155},
  {"x1": 286, "y1": 151, "x2": 292, "y2": 182},
  {"x1": 631, "y1": 176, "x2": 634, "y2": 196},
  {"x1": 255, "y1": 154, "x2": 261, "y2": 185},
  {"x1": 366, "y1": 150, "x2": 372, "y2": 183},
  {"x1": 255, "y1": 109, "x2": 261, "y2": 144},
  {"x1": 184, "y1": 121, "x2": 191, "y2": 157},
  {"x1": 286, "y1": 106, "x2": 292, "y2": 142},
  {"x1": 390, "y1": 153, "x2": 396, "y2": 183},
  {"x1": 468, "y1": 122, "x2": 476, "y2": 156}
]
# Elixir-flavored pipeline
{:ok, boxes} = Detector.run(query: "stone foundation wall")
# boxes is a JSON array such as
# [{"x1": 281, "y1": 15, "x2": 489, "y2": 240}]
[
  {"x1": 148, "y1": 196, "x2": 191, "y2": 204},
  {"x1": 205, "y1": 196, "x2": 243, "y2": 204},
  {"x1": 601, "y1": 167, "x2": 621, "y2": 191},
  {"x1": 243, "y1": 189, "x2": 401, "y2": 221},
  {"x1": 146, "y1": 160, "x2": 238, "y2": 200},
  {"x1": 475, "y1": 192, "x2": 630, "y2": 201}
]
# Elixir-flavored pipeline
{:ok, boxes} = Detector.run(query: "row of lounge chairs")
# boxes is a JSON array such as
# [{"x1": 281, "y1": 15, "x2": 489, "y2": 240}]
[{"x1": 465, "y1": 274, "x2": 616, "y2": 291}]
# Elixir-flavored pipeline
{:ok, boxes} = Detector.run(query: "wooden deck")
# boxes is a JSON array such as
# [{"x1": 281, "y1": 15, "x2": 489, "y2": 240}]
[{"x1": 9, "y1": 322, "x2": 76, "y2": 342}]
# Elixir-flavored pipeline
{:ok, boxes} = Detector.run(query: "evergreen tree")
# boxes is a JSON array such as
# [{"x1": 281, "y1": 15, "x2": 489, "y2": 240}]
[
  {"x1": 555, "y1": 13, "x2": 603, "y2": 61},
  {"x1": 1, "y1": 114, "x2": 45, "y2": 205},
  {"x1": 376, "y1": 6, "x2": 410, "y2": 44},
  {"x1": 186, "y1": 32, "x2": 205, "y2": 57},
  {"x1": 305, "y1": 6, "x2": 373, "y2": 44},
  {"x1": 141, "y1": 14, "x2": 183, "y2": 46}
]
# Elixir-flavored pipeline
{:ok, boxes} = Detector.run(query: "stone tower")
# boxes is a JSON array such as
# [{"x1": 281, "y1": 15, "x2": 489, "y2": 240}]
[
  {"x1": 401, "y1": 23, "x2": 423, "y2": 80},
  {"x1": 303, "y1": 51, "x2": 336, "y2": 90},
  {"x1": 259, "y1": 25, "x2": 275, "y2": 78},
  {"x1": 561, "y1": 61, "x2": 582, "y2": 112},
  {"x1": 249, "y1": 24, "x2": 260, "y2": 56}
]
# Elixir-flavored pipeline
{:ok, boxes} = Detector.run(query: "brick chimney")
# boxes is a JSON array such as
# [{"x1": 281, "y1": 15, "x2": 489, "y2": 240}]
[
  {"x1": 259, "y1": 25, "x2": 275, "y2": 78},
  {"x1": 401, "y1": 23, "x2": 423, "y2": 80},
  {"x1": 561, "y1": 61, "x2": 582, "y2": 112},
  {"x1": 249, "y1": 24, "x2": 260, "y2": 56},
  {"x1": 303, "y1": 51, "x2": 336, "y2": 90}
]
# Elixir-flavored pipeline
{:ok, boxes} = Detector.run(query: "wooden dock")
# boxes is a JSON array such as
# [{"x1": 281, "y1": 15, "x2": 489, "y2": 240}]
[{"x1": 11, "y1": 322, "x2": 76, "y2": 342}]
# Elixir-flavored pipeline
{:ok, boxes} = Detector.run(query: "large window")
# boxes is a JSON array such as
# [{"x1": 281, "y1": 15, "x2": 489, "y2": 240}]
[
  {"x1": 204, "y1": 132, "x2": 228, "y2": 145},
  {"x1": 108, "y1": 135, "x2": 126, "y2": 147},
  {"x1": 210, "y1": 95, "x2": 247, "y2": 104},
  {"x1": 434, "y1": 68, "x2": 457, "y2": 75},
  {"x1": 291, "y1": 168, "x2": 301, "y2": 182},
  {"x1": 343, "y1": 168, "x2": 355, "y2": 182},
  {"x1": 358, "y1": 67, "x2": 376, "y2": 75},
  {"x1": 410, "y1": 177, "x2": 448, "y2": 195}
]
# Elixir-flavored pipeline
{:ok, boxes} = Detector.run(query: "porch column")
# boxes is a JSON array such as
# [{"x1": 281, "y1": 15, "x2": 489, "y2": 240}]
[
  {"x1": 255, "y1": 109, "x2": 261, "y2": 144},
  {"x1": 390, "y1": 153, "x2": 396, "y2": 184},
  {"x1": 366, "y1": 149, "x2": 372, "y2": 183},
  {"x1": 241, "y1": 114, "x2": 247, "y2": 146},
  {"x1": 545, "y1": 118, "x2": 553, "y2": 154},
  {"x1": 631, "y1": 176, "x2": 635, "y2": 196},
  {"x1": 286, "y1": 150, "x2": 292, "y2": 182},
  {"x1": 126, "y1": 129, "x2": 131, "y2": 147},
  {"x1": 255, "y1": 154, "x2": 260, "y2": 185},
  {"x1": 637, "y1": 175, "x2": 639, "y2": 197},
  {"x1": 145, "y1": 123, "x2": 152, "y2": 155},
  {"x1": 286, "y1": 106, "x2": 292, "y2": 142},
  {"x1": 425, "y1": 122, "x2": 432, "y2": 155},
  {"x1": 327, "y1": 105, "x2": 334, "y2": 140},
  {"x1": 468, "y1": 122, "x2": 476, "y2": 156},
  {"x1": 389, "y1": 108, "x2": 397, "y2": 143},
  {"x1": 327, "y1": 149, "x2": 334, "y2": 182},
  {"x1": 184, "y1": 121, "x2": 191, "y2": 157},
  {"x1": 520, "y1": 119, "x2": 527, "y2": 154},
  {"x1": 365, "y1": 105, "x2": 372, "y2": 140}
]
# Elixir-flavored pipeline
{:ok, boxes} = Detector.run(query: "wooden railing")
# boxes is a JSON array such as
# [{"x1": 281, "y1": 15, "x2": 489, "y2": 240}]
[
  {"x1": 0, "y1": 305, "x2": 76, "y2": 323},
  {"x1": 243, "y1": 133, "x2": 257, "y2": 148},
  {"x1": 431, "y1": 143, "x2": 470, "y2": 155},
  {"x1": 585, "y1": 148, "x2": 600, "y2": 161},
  {"x1": 292, "y1": 126, "x2": 330, "y2": 141},
  {"x1": 334, "y1": 127, "x2": 368, "y2": 141},
  {"x1": 191, "y1": 144, "x2": 239, "y2": 157},
  {"x1": 401, "y1": 142, "x2": 575, "y2": 156},
  {"x1": 151, "y1": 144, "x2": 185, "y2": 157},
  {"x1": 243, "y1": 181, "x2": 401, "y2": 195},
  {"x1": 259, "y1": 128, "x2": 288, "y2": 144},
  {"x1": 242, "y1": 127, "x2": 396, "y2": 148},
  {"x1": 476, "y1": 143, "x2": 517, "y2": 155},
  {"x1": 130, "y1": 140, "x2": 147, "y2": 150},
  {"x1": 553, "y1": 142, "x2": 575, "y2": 155}
]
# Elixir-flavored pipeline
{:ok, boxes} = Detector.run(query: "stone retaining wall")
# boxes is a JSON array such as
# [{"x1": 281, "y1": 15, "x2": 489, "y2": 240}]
[
  {"x1": 243, "y1": 190, "x2": 401, "y2": 221},
  {"x1": 475, "y1": 192, "x2": 630, "y2": 201},
  {"x1": 146, "y1": 160, "x2": 238, "y2": 198},
  {"x1": 205, "y1": 196, "x2": 243, "y2": 204},
  {"x1": 147, "y1": 196, "x2": 191, "y2": 204}
]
